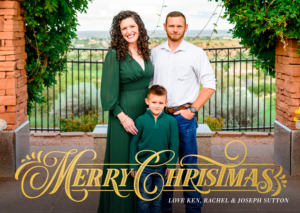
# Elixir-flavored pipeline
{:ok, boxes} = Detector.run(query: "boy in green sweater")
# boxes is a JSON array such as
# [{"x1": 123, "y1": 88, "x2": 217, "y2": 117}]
[{"x1": 129, "y1": 85, "x2": 179, "y2": 213}]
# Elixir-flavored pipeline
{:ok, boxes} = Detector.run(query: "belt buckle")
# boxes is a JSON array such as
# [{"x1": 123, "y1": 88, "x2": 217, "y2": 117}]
[{"x1": 164, "y1": 107, "x2": 172, "y2": 114}]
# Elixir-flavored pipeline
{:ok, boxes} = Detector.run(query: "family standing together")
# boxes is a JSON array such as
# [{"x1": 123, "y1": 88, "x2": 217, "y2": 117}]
[{"x1": 98, "y1": 10, "x2": 216, "y2": 213}]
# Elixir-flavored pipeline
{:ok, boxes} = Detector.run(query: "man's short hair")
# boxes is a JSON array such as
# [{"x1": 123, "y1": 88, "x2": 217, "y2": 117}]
[
  {"x1": 147, "y1": 85, "x2": 167, "y2": 99},
  {"x1": 165, "y1": 11, "x2": 186, "y2": 25}
]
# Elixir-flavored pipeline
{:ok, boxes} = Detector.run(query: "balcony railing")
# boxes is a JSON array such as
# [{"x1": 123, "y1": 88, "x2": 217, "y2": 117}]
[{"x1": 28, "y1": 47, "x2": 275, "y2": 132}]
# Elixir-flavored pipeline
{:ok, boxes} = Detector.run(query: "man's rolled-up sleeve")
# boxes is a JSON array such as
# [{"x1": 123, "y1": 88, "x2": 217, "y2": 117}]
[{"x1": 196, "y1": 49, "x2": 217, "y2": 90}]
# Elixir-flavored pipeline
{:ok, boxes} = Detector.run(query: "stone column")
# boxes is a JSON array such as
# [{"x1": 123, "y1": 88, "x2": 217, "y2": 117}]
[
  {"x1": 275, "y1": 39, "x2": 300, "y2": 129},
  {"x1": 0, "y1": 1, "x2": 29, "y2": 177},
  {"x1": 274, "y1": 39, "x2": 300, "y2": 176}
]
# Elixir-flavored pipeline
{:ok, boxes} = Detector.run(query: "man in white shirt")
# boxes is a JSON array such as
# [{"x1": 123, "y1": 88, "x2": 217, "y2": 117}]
[{"x1": 150, "y1": 11, "x2": 216, "y2": 213}]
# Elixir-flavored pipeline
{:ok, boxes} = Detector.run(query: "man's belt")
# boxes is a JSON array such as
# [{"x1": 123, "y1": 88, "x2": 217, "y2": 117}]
[{"x1": 164, "y1": 103, "x2": 192, "y2": 114}]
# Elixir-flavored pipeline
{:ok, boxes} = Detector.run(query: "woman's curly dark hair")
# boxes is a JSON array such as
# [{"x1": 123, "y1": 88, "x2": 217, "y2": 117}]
[{"x1": 109, "y1": 10, "x2": 151, "y2": 61}]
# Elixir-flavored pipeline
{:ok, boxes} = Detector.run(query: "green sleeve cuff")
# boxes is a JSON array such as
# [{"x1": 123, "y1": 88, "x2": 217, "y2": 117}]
[
  {"x1": 112, "y1": 105, "x2": 123, "y2": 117},
  {"x1": 167, "y1": 164, "x2": 176, "y2": 169},
  {"x1": 130, "y1": 166, "x2": 138, "y2": 171}
]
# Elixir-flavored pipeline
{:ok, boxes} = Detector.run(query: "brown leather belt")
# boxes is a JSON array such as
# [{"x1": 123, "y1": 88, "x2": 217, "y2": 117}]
[{"x1": 164, "y1": 103, "x2": 192, "y2": 114}]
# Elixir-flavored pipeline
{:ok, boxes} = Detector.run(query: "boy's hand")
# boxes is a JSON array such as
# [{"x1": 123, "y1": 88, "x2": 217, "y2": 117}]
[
  {"x1": 131, "y1": 170, "x2": 137, "y2": 178},
  {"x1": 165, "y1": 168, "x2": 170, "y2": 179}
]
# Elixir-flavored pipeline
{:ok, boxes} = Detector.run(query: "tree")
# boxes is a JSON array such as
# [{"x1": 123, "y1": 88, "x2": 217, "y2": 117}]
[
  {"x1": 210, "y1": 0, "x2": 300, "y2": 77},
  {"x1": 23, "y1": 0, "x2": 92, "y2": 115}
]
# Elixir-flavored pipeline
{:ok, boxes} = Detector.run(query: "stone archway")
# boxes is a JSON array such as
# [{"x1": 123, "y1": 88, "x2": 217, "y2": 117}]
[{"x1": 0, "y1": 1, "x2": 29, "y2": 177}]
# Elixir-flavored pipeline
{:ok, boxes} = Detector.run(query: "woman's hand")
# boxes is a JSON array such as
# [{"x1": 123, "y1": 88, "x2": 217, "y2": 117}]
[
  {"x1": 117, "y1": 112, "x2": 138, "y2": 135},
  {"x1": 131, "y1": 170, "x2": 137, "y2": 178},
  {"x1": 122, "y1": 116, "x2": 138, "y2": 135},
  {"x1": 165, "y1": 168, "x2": 170, "y2": 179}
]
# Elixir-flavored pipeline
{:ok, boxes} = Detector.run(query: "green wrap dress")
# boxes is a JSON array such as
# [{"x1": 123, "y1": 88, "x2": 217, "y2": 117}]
[{"x1": 97, "y1": 49, "x2": 153, "y2": 213}]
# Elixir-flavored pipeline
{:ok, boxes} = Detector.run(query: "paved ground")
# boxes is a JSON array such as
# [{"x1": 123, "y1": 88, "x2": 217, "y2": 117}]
[{"x1": 0, "y1": 143, "x2": 300, "y2": 213}]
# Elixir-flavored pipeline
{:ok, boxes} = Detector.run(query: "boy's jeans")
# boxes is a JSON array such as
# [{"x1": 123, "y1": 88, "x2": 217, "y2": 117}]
[
  {"x1": 137, "y1": 167, "x2": 167, "y2": 213},
  {"x1": 161, "y1": 107, "x2": 203, "y2": 213}
]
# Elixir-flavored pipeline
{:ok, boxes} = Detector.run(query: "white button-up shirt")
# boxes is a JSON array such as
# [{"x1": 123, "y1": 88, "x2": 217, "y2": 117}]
[{"x1": 150, "y1": 39, "x2": 217, "y2": 107}]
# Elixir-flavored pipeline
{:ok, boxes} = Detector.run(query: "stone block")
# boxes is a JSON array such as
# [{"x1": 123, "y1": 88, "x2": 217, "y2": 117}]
[
  {"x1": 276, "y1": 93, "x2": 286, "y2": 102},
  {"x1": 243, "y1": 132, "x2": 269, "y2": 137},
  {"x1": 33, "y1": 132, "x2": 59, "y2": 137},
  {"x1": 4, "y1": 38, "x2": 25, "y2": 47},
  {"x1": 287, "y1": 51, "x2": 300, "y2": 58},
  {"x1": 0, "y1": 105, "x2": 5, "y2": 113},
  {"x1": 284, "y1": 90, "x2": 300, "y2": 98},
  {"x1": 281, "y1": 56, "x2": 300, "y2": 65},
  {"x1": 6, "y1": 123, "x2": 19, "y2": 130},
  {"x1": 284, "y1": 80, "x2": 300, "y2": 93},
  {"x1": 275, "y1": 108, "x2": 287, "y2": 118},
  {"x1": 0, "y1": 46, "x2": 16, "y2": 51},
  {"x1": 0, "y1": 121, "x2": 30, "y2": 177},
  {"x1": 275, "y1": 78, "x2": 284, "y2": 89},
  {"x1": 287, "y1": 106, "x2": 300, "y2": 117},
  {"x1": 286, "y1": 75, "x2": 300, "y2": 82},
  {"x1": 276, "y1": 99, "x2": 288, "y2": 112},
  {"x1": 213, "y1": 131, "x2": 242, "y2": 137},
  {"x1": 0, "y1": 72, "x2": 5, "y2": 78},
  {"x1": 60, "y1": 132, "x2": 85, "y2": 137},
  {"x1": 6, "y1": 100, "x2": 26, "y2": 112},
  {"x1": 196, "y1": 124, "x2": 213, "y2": 164},
  {"x1": 16, "y1": 59, "x2": 25, "y2": 69},
  {"x1": 0, "y1": 9, "x2": 17, "y2": 15},
  {"x1": 286, "y1": 96, "x2": 300, "y2": 106},
  {"x1": 275, "y1": 62, "x2": 283, "y2": 73},
  {"x1": 287, "y1": 39, "x2": 300, "y2": 49},
  {"x1": 6, "y1": 52, "x2": 27, "y2": 60},
  {"x1": 19, "y1": 114, "x2": 27, "y2": 124},
  {"x1": 274, "y1": 120, "x2": 300, "y2": 175},
  {"x1": 6, "y1": 70, "x2": 20, "y2": 78},
  {"x1": 284, "y1": 65, "x2": 300, "y2": 76},
  {"x1": 14, "y1": 32, "x2": 24, "y2": 38},
  {"x1": 0, "y1": 61, "x2": 16, "y2": 71},
  {"x1": 6, "y1": 84, "x2": 27, "y2": 95},
  {"x1": 277, "y1": 88, "x2": 285, "y2": 95},
  {"x1": 281, "y1": 73, "x2": 287, "y2": 80},
  {"x1": 3, "y1": 20, "x2": 24, "y2": 31},
  {"x1": 286, "y1": 120, "x2": 296, "y2": 130},
  {"x1": 17, "y1": 75, "x2": 26, "y2": 87},
  {"x1": 0, "y1": 16, "x2": 3, "y2": 31},
  {"x1": 275, "y1": 114, "x2": 285, "y2": 125},
  {"x1": 0, "y1": 95, "x2": 16, "y2": 105},
  {"x1": 276, "y1": 40, "x2": 288, "y2": 56},
  {"x1": 0, "y1": 32, "x2": 14, "y2": 39},
  {"x1": 275, "y1": 70, "x2": 279, "y2": 79},
  {"x1": 0, "y1": 112, "x2": 16, "y2": 124},
  {"x1": 0, "y1": 1, "x2": 19, "y2": 9}
]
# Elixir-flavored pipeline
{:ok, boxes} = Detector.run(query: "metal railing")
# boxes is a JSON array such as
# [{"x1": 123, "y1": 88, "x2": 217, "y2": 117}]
[{"x1": 28, "y1": 47, "x2": 275, "y2": 132}]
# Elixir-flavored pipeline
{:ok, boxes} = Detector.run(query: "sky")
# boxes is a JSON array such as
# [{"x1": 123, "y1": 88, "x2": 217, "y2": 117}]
[{"x1": 76, "y1": 0, "x2": 234, "y2": 32}]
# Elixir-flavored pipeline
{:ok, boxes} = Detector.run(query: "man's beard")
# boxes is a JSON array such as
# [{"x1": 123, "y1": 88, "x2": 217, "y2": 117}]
[{"x1": 166, "y1": 30, "x2": 185, "y2": 42}]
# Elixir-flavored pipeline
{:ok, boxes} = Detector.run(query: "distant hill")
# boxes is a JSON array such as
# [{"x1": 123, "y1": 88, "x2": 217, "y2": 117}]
[{"x1": 75, "y1": 30, "x2": 232, "y2": 39}]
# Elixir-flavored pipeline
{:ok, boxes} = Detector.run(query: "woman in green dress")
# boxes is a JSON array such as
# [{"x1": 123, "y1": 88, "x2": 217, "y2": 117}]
[{"x1": 97, "y1": 11, "x2": 153, "y2": 213}]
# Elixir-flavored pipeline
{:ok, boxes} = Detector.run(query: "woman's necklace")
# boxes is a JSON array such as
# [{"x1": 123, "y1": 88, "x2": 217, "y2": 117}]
[{"x1": 129, "y1": 48, "x2": 141, "y2": 56}]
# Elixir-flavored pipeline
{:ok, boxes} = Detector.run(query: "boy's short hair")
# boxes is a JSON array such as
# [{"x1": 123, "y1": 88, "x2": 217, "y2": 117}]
[
  {"x1": 165, "y1": 11, "x2": 186, "y2": 25},
  {"x1": 147, "y1": 85, "x2": 167, "y2": 99}
]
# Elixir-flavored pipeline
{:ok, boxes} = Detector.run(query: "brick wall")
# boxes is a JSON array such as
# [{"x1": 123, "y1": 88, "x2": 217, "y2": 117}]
[
  {"x1": 275, "y1": 40, "x2": 300, "y2": 130},
  {"x1": 0, "y1": 1, "x2": 27, "y2": 130}
]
